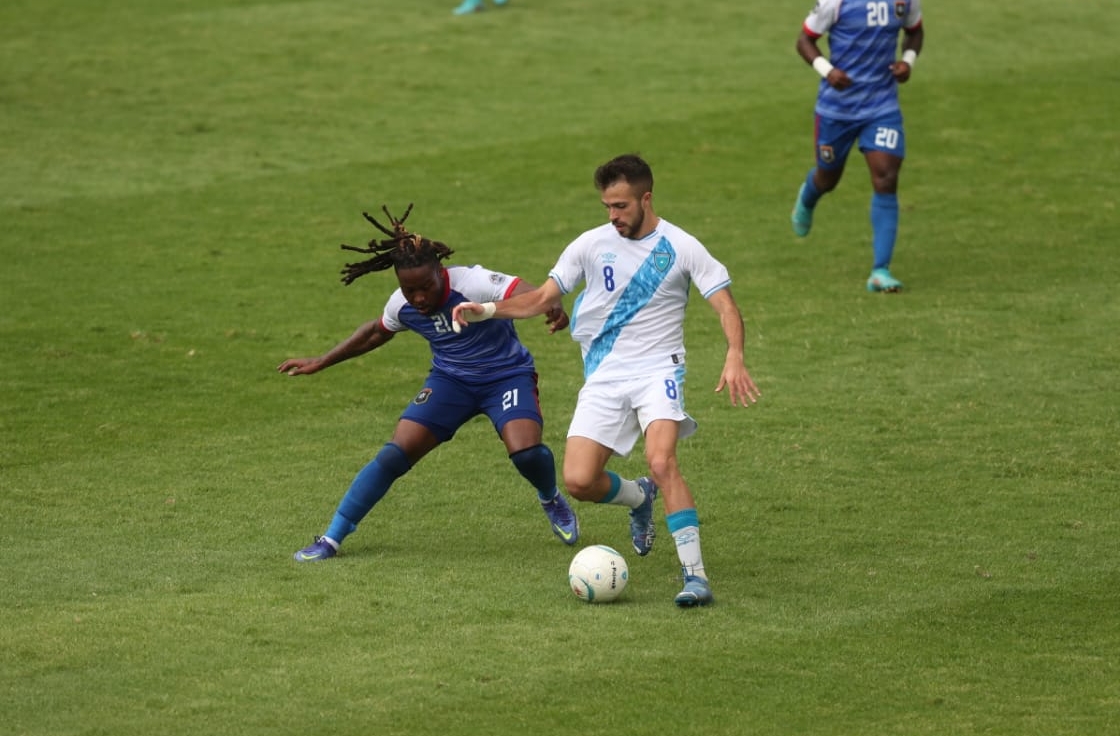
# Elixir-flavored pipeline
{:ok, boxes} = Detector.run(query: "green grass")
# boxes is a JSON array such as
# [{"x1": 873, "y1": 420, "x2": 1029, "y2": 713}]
[{"x1": 2, "y1": 1, "x2": 1118, "y2": 734}]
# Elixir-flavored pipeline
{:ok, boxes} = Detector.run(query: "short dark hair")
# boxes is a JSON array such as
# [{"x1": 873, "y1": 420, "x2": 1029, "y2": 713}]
[{"x1": 594, "y1": 154, "x2": 654, "y2": 195}]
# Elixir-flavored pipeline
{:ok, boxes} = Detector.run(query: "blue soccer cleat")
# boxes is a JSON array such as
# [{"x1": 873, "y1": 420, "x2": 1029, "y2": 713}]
[
  {"x1": 541, "y1": 492, "x2": 580, "y2": 545},
  {"x1": 791, "y1": 182, "x2": 814, "y2": 237},
  {"x1": 674, "y1": 573, "x2": 715, "y2": 608},
  {"x1": 866, "y1": 267, "x2": 904, "y2": 293},
  {"x1": 630, "y1": 477, "x2": 658, "y2": 556},
  {"x1": 293, "y1": 536, "x2": 338, "y2": 562}
]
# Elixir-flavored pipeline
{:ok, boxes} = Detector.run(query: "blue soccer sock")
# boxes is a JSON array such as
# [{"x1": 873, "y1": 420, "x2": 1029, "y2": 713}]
[
  {"x1": 801, "y1": 168, "x2": 824, "y2": 208},
  {"x1": 870, "y1": 192, "x2": 899, "y2": 269},
  {"x1": 324, "y1": 443, "x2": 412, "y2": 544},
  {"x1": 510, "y1": 444, "x2": 560, "y2": 502}
]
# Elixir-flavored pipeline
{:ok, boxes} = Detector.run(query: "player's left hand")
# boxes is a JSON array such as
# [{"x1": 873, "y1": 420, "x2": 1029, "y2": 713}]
[
  {"x1": 545, "y1": 305, "x2": 569, "y2": 334},
  {"x1": 715, "y1": 363, "x2": 761, "y2": 408},
  {"x1": 890, "y1": 61, "x2": 913, "y2": 83}
]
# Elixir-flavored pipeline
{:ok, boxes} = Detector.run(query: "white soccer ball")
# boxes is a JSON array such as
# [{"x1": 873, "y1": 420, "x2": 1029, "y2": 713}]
[{"x1": 568, "y1": 545, "x2": 629, "y2": 603}]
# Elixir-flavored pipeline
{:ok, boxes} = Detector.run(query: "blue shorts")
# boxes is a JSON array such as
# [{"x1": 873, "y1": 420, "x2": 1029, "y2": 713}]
[
  {"x1": 814, "y1": 110, "x2": 906, "y2": 171},
  {"x1": 399, "y1": 369, "x2": 543, "y2": 442}
]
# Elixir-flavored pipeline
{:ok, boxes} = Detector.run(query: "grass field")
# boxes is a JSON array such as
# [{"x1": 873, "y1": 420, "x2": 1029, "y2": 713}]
[{"x1": 2, "y1": 1, "x2": 1118, "y2": 734}]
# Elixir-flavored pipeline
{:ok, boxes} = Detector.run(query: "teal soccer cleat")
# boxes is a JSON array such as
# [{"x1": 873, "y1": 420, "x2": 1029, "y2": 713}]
[
  {"x1": 541, "y1": 492, "x2": 580, "y2": 545},
  {"x1": 674, "y1": 573, "x2": 715, "y2": 608},
  {"x1": 791, "y1": 182, "x2": 814, "y2": 237},
  {"x1": 453, "y1": 0, "x2": 484, "y2": 14},
  {"x1": 630, "y1": 477, "x2": 658, "y2": 556},
  {"x1": 866, "y1": 267, "x2": 904, "y2": 293}
]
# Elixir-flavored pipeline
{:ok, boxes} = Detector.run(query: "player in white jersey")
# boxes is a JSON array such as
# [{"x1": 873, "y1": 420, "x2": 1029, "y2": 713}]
[
  {"x1": 790, "y1": 0, "x2": 924, "y2": 293},
  {"x1": 453, "y1": 154, "x2": 761, "y2": 607}
]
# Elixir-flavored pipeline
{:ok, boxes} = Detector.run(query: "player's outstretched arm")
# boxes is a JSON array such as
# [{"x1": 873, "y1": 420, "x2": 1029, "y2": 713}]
[
  {"x1": 277, "y1": 320, "x2": 395, "y2": 376},
  {"x1": 509, "y1": 279, "x2": 569, "y2": 333},
  {"x1": 708, "y1": 289, "x2": 761, "y2": 407},
  {"x1": 452, "y1": 279, "x2": 564, "y2": 332}
]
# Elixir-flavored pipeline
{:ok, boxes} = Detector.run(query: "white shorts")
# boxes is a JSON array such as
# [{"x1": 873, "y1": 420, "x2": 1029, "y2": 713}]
[{"x1": 567, "y1": 369, "x2": 698, "y2": 457}]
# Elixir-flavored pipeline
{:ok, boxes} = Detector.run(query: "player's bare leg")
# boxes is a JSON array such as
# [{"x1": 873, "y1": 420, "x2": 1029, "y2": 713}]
[{"x1": 644, "y1": 420, "x2": 713, "y2": 607}]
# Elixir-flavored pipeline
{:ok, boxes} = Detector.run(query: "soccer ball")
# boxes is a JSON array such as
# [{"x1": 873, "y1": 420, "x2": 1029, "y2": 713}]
[{"x1": 568, "y1": 545, "x2": 629, "y2": 603}]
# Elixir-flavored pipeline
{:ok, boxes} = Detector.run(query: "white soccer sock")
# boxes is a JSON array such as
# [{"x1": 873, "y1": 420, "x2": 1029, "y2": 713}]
[
  {"x1": 673, "y1": 525, "x2": 707, "y2": 580},
  {"x1": 606, "y1": 478, "x2": 646, "y2": 509}
]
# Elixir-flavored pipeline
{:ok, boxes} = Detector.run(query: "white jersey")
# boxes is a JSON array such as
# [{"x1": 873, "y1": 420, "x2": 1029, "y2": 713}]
[{"x1": 548, "y1": 218, "x2": 731, "y2": 381}]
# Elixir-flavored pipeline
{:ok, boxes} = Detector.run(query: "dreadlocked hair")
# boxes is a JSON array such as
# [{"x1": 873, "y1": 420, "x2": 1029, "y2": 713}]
[{"x1": 338, "y1": 203, "x2": 455, "y2": 285}]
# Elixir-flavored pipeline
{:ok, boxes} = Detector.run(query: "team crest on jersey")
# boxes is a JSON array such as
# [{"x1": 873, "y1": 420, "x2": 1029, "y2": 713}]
[
  {"x1": 413, "y1": 388, "x2": 432, "y2": 405},
  {"x1": 818, "y1": 145, "x2": 835, "y2": 164},
  {"x1": 895, "y1": 1, "x2": 906, "y2": 18},
  {"x1": 601, "y1": 252, "x2": 618, "y2": 265},
  {"x1": 653, "y1": 251, "x2": 671, "y2": 272}
]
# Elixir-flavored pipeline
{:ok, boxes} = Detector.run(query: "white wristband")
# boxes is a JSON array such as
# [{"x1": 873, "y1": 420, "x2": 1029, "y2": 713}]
[
  {"x1": 464, "y1": 302, "x2": 497, "y2": 323},
  {"x1": 452, "y1": 301, "x2": 497, "y2": 334},
  {"x1": 812, "y1": 56, "x2": 834, "y2": 79},
  {"x1": 901, "y1": 49, "x2": 917, "y2": 67}
]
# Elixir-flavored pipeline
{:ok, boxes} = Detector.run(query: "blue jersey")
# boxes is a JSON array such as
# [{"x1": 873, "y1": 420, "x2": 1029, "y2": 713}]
[
  {"x1": 804, "y1": 0, "x2": 923, "y2": 121},
  {"x1": 380, "y1": 265, "x2": 535, "y2": 382}
]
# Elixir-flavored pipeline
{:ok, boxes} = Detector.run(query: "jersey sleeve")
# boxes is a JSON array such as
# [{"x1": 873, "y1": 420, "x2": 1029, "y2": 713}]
[
  {"x1": 449, "y1": 264, "x2": 522, "y2": 303},
  {"x1": 905, "y1": 0, "x2": 923, "y2": 30},
  {"x1": 803, "y1": 0, "x2": 841, "y2": 37},
  {"x1": 379, "y1": 290, "x2": 409, "y2": 333},
  {"x1": 683, "y1": 238, "x2": 732, "y2": 299},
  {"x1": 548, "y1": 232, "x2": 592, "y2": 295}
]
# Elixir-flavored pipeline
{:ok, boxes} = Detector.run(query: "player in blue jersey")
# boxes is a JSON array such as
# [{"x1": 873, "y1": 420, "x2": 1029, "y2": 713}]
[
  {"x1": 453, "y1": 155, "x2": 762, "y2": 607},
  {"x1": 790, "y1": 0, "x2": 924, "y2": 292},
  {"x1": 280, "y1": 205, "x2": 577, "y2": 562}
]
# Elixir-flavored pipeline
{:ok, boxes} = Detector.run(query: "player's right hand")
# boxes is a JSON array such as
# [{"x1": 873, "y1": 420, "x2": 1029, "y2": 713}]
[
  {"x1": 450, "y1": 302, "x2": 477, "y2": 333},
  {"x1": 450, "y1": 301, "x2": 495, "y2": 333},
  {"x1": 277, "y1": 358, "x2": 320, "y2": 376},
  {"x1": 827, "y1": 68, "x2": 853, "y2": 90}
]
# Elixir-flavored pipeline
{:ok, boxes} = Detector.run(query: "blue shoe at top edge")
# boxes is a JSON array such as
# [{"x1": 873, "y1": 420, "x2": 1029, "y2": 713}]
[
  {"x1": 453, "y1": 0, "x2": 484, "y2": 14},
  {"x1": 791, "y1": 182, "x2": 814, "y2": 237}
]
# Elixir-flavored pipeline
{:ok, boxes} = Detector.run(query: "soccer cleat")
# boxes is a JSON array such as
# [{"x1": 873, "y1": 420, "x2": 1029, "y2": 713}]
[
  {"x1": 866, "y1": 267, "x2": 904, "y2": 293},
  {"x1": 630, "y1": 477, "x2": 658, "y2": 556},
  {"x1": 791, "y1": 182, "x2": 813, "y2": 237},
  {"x1": 674, "y1": 573, "x2": 715, "y2": 607},
  {"x1": 541, "y1": 492, "x2": 580, "y2": 545},
  {"x1": 293, "y1": 536, "x2": 338, "y2": 562},
  {"x1": 452, "y1": 0, "x2": 484, "y2": 13}
]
